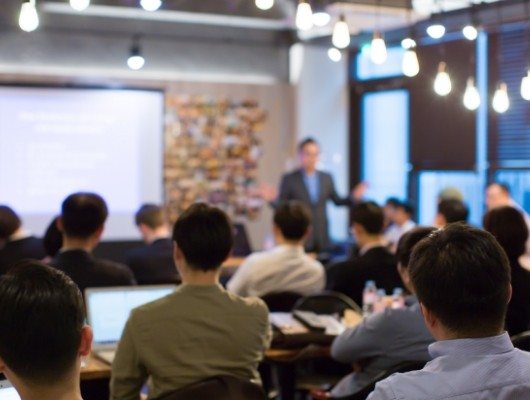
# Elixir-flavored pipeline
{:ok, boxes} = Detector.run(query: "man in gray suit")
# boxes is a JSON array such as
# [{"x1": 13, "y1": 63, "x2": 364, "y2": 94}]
[{"x1": 263, "y1": 138, "x2": 366, "y2": 253}]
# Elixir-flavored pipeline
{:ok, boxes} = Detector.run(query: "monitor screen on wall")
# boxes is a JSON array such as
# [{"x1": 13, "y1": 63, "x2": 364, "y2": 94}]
[{"x1": 0, "y1": 86, "x2": 164, "y2": 240}]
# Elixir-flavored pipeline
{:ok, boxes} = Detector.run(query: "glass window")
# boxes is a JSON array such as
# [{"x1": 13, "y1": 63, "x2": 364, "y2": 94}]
[
  {"x1": 417, "y1": 171, "x2": 483, "y2": 226},
  {"x1": 494, "y1": 170, "x2": 530, "y2": 214},
  {"x1": 362, "y1": 90, "x2": 409, "y2": 204},
  {"x1": 354, "y1": 46, "x2": 405, "y2": 81}
]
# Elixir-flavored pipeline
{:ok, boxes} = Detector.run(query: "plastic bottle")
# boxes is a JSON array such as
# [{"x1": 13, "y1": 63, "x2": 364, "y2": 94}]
[
  {"x1": 362, "y1": 280, "x2": 377, "y2": 316},
  {"x1": 391, "y1": 288, "x2": 405, "y2": 309},
  {"x1": 374, "y1": 289, "x2": 387, "y2": 313}
]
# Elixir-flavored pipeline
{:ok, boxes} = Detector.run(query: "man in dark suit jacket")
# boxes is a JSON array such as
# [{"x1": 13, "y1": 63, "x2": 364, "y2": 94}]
[
  {"x1": 0, "y1": 205, "x2": 46, "y2": 275},
  {"x1": 326, "y1": 201, "x2": 401, "y2": 306},
  {"x1": 51, "y1": 192, "x2": 135, "y2": 294},
  {"x1": 265, "y1": 138, "x2": 366, "y2": 253},
  {"x1": 125, "y1": 204, "x2": 179, "y2": 285}
]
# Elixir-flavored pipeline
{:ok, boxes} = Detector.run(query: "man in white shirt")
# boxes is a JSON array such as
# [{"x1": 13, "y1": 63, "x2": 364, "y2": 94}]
[
  {"x1": 227, "y1": 201, "x2": 325, "y2": 297},
  {"x1": 384, "y1": 201, "x2": 416, "y2": 252}
]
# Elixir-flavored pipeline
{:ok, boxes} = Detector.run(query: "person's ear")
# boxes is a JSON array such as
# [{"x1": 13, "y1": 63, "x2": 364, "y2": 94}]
[
  {"x1": 420, "y1": 303, "x2": 437, "y2": 330},
  {"x1": 138, "y1": 223, "x2": 150, "y2": 236},
  {"x1": 79, "y1": 326, "x2": 93, "y2": 357},
  {"x1": 0, "y1": 355, "x2": 6, "y2": 373},
  {"x1": 56, "y1": 217, "x2": 64, "y2": 233},
  {"x1": 434, "y1": 213, "x2": 445, "y2": 228},
  {"x1": 173, "y1": 242, "x2": 183, "y2": 263},
  {"x1": 94, "y1": 226, "x2": 105, "y2": 241},
  {"x1": 302, "y1": 225, "x2": 312, "y2": 242}
]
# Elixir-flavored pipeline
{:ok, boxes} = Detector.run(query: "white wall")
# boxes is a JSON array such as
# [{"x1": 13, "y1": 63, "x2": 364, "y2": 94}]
[{"x1": 290, "y1": 44, "x2": 350, "y2": 241}]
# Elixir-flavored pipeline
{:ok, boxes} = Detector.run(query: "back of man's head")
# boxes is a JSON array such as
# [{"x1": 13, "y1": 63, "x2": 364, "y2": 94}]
[
  {"x1": 409, "y1": 223, "x2": 510, "y2": 337},
  {"x1": 273, "y1": 201, "x2": 311, "y2": 242},
  {"x1": 135, "y1": 204, "x2": 166, "y2": 229},
  {"x1": 61, "y1": 192, "x2": 108, "y2": 239},
  {"x1": 351, "y1": 201, "x2": 384, "y2": 235},
  {"x1": 483, "y1": 206, "x2": 529, "y2": 260},
  {"x1": 172, "y1": 203, "x2": 233, "y2": 271},
  {"x1": 396, "y1": 226, "x2": 437, "y2": 269},
  {"x1": 0, "y1": 261, "x2": 85, "y2": 384},
  {"x1": 0, "y1": 206, "x2": 21, "y2": 240},
  {"x1": 437, "y1": 199, "x2": 469, "y2": 224}
]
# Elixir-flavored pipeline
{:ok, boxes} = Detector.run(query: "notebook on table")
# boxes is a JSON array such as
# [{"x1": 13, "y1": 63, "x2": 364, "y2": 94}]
[
  {"x1": 0, "y1": 374, "x2": 21, "y2": 400},
  {"x1": 85, "y1": 285, "x2": 176, "y2": 364}
]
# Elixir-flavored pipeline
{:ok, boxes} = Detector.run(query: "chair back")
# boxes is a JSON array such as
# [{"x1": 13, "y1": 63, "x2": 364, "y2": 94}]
[
  {"x1": 156, "y1": 375, "x2": 266, "y2": 400},
  {"x1": 294, "y1": 291, "x2": 362, "y2": 316},
  {"x1": 261, "y1": 291, "x2": 302, "y2": 312},
  {"x1": 512, "y1": 330, "x2": 530, "y2": 351}
]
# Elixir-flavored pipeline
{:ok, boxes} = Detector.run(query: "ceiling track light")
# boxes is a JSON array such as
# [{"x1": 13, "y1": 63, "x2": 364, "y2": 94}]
[
  {"x1": 127, "y1": 37, "x2": 145, "y2": 70},
  {"x1": 19, "y1": 0, "x2": 39, "y2": 32},
  {"x1": 296, "y1": 0, "x2": 313, "y2": 31},
  {"x1": 332, "y1": 14, "x2": 350, "y2": 49},
  {"x1": 70, "y1": 0, "x2": 90, "y2": 11},
  {"x1": 434, "y1": 61, "x2": 452, "y2": 96},
  {"x1": 140, "y1": 0, "x2": 162, "y2": 12}
]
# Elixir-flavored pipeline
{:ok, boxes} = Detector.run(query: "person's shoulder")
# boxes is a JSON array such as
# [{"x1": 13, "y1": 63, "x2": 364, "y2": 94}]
[
  {"x1": 225, "y1": 290, "x2": 269, "y2": 315},
  {"x1": 283, "y1": 169, "x2": 302, "y2": 180},
  {"x1": 128, "y1": 292, "x2": 175, "y2": 323},
  {"x1": 369, "y1": 369, "x2": 431, "y2": 400}
]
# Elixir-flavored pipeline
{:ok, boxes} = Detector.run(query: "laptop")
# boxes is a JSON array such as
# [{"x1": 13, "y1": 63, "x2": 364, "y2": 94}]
[
  {"x1": 85, "y1": 285, "x2": 176, "y2": 364},
  {"x1": 0, "y1": 374, "x2": 21, "y2": 400}
]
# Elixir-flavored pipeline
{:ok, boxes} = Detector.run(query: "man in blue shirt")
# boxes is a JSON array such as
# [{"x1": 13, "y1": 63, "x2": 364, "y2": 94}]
[{"x1": 369, "y1": 223, "x2": 530, "y2": 399}]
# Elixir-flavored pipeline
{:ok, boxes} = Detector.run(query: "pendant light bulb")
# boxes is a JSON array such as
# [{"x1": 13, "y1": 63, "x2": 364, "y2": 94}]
[
  {"x1": 328, "y1": 47, "x2": 342, "y2": 62},
  {"x1": 463, "y1": 78, "x2": 481, "y2": 110},
  {"x1": 427, "y1": 23, "x2": 445, "y2": 39},
  {"x1": 140, "y1": 0, "x2": 162, "y2": 12},
  {"x1": 70, "y1": 0, "x2": 90, "y2": 11},
  {"x1": 127, "y1": 41, "x2": 145, "y2": 71},
  {"x1": 332, "y1": 14, "x2": 350, "y2": 49},
  {"x1": 462, "y1": 24, "x2": 478, "y2": 41},
  {"x1": 434, "y1": 62, "x2": 452, "y2": 96},
  {"x1": 19, "y1": 0, "x2": 39, "y2": 32},
  {"x1": 370, "y1": 32, "x2": 387, "y2": 65},
  {"x1": 255, "y1": 0, "x2": 274, "y2": 11},
  {"x1": 492, "y1": 82, "x2": 510, "y2": 113},
  {"x1": 521, "y1": 70, "x2": 530, "y2": 101},
  {"x1": 296, "y1": 0, "x2": 313, "y2": 31},
  {"x1": 402, "y1": 49, "x2": 420, "y2": 77}
]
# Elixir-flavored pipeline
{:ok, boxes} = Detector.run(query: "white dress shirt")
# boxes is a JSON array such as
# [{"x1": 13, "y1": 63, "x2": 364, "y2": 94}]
[
  {"x1": 368, "y1": 332, "x2": 530, "y2": 399},
  {"x1": 226, "y1": 244, "x2": 325, "y2": 297},
  {"x1": 384, "y1": 220, "x2": 416, "y2": 250}
]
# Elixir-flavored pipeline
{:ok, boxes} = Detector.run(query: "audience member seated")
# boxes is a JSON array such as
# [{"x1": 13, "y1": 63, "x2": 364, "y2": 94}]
[
  {"x1": 382, "y1": 197, "x2": 400, "y2": 231},
  {"x1": 326, "y1": 227, "x2": 435, "y2": 397},
  {"x1": 486, "y1": 182, "x2": 530, "y2": 256},
  {"x1": 42, "y1": 216, "x2": 62, "y2": 262},
  {"x1": 326, "y1": 202, "x2": 401, "y2": 306},
  {"x1": 384, "y1": 201, "x2": 416, "y2": 252},
  {"x1": 227, "y1": 200, "x2": 324, "y2": 297},
  {"x1": 0, "y1": 261, "x2": 93, "y2": 400},
  {"x1": 434, "y1": 199, "x2": 469, "y2": 228},
  {"x1": 368, "y1": 223, "x2": 530, "y2": 399},
  {"x1": 110, "y1": 203, "x2": 271, "y2": 400},
  {"x1": 0, "y1": 205, "x2": 46, "y2": 275},
  {"x1": 51, "y1": 192, "x2": 136, "y2": 293},
  {"x1": 125, "y1": 204, "x2": 179, "y2": 285},
  {"x1": 484, "y1": 206, "x2": 530, "y2": 336}
]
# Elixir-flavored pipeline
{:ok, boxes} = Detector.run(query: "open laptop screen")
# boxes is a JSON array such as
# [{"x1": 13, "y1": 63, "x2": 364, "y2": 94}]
[
  {"x1": 85, "y1": 285, "x2": 176, "y2": 345},
  {"x1": 0, "y1": 375, "x2": 21, "y2": 400}
]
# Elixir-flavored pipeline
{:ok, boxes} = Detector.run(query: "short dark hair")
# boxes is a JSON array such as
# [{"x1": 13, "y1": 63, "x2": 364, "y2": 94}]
[
  {"x1": 61, "y1": 192, "x2": 108, "y2": 238},
  {"x1": 384, "y1": 197, "x2": 401, "y2": 208},
  {"x1": 438, "y1": 199, "x2": 469, "y2": 224},
  {"x1": 483, "y1": 206, "x2": 529, "y2": 260},
  {"x1": 273, "y1": 201, "x2": 311, "y2": 241},
  {"x1": 135, "y1": 204, "x2": 165, "y2": 229},
  {"x1": 0, "y1": 261, "x2": 85, "y2": 384},
  {"x1": 396, "y1": 226, "x2": 437, "y2": 268},
  {"x1": 0, "y1": 206, "x2": 21, "y2": 240},
  {"x1": 172, "y1": 203, "x2": 233, "y2": 271},
  {"x1": 351, "y1": 201, "x2": 384, "y2": 235},
  {"x1": 396, "y1": 201, "x2": 414, "y2": 216},
  {"x1": 409, "y1": 223, "x2": 510, "y2": 336},
  {"x1": 298, "y1": 137, "x2": 319, "y2": 153},
  {"x1": 43, "y1": 216, "x2": 63, "y2": 258}
]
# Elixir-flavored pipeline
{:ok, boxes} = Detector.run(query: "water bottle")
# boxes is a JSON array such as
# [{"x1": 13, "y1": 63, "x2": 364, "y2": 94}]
[
  {"x1": 374, "y1": 289, "x2": 387, "y2": 313},
  {"x1": 391, "y1": 288, "x2": 405, "y2": 309},
  {"x1": 362, "y1": 280, "x2": 377, "y2": 316}
]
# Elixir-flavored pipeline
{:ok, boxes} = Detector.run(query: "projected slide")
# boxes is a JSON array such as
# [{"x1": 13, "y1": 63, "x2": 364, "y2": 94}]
[{"x1": 0, "y1": 87, "x2": 164, "y2": 239}]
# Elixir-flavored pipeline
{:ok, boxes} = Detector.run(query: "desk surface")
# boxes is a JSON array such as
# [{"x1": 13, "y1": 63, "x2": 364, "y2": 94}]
[{"x1": 81, "y1": 344, "x2": 330, "y2": 381}]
